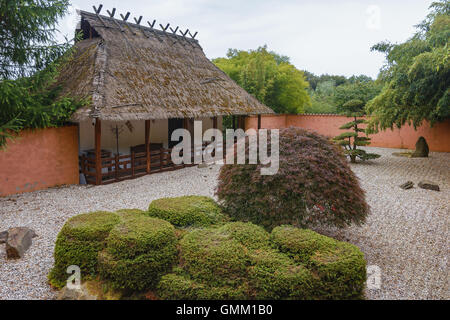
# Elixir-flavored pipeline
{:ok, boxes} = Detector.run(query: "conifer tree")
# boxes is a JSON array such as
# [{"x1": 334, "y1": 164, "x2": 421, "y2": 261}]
[
  {"x1": 0, "y1": 0, "x2": 81, "y2": 148},
  {"x1": 334, "y1": 99, "x2": 380, "y2": 163}
]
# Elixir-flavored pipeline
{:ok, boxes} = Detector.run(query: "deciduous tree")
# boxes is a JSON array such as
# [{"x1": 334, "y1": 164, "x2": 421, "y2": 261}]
[
  {"x1": 367, "y1": 0, "x2": 450, "y2": 131},
  {"x1": 213, "y1": 46, "x2": 311, "y2": 114}
]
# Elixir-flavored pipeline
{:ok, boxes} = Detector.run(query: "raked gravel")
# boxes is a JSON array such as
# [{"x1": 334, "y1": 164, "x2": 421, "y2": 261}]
[{"x1": 0, "y1": 147, "x2": 448, "y2": 300}]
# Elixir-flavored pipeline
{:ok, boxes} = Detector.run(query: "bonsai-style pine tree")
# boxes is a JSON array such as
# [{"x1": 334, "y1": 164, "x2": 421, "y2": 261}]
[{"x1": 334, "y1": 99, "x2": 380, "y2": 163}]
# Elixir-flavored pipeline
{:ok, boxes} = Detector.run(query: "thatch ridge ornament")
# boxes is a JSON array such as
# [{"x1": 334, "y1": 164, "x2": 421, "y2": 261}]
[
  {"x1": 120, "y1": 12, "x2": 130, "y2": 22},
  {"x1": 134, "y1": 16, "x2": 143, "y2": 25},
  {"x1": 92, "y1": 4, "x2": 199, "y2": 40},
  {"x1": 93, "y1": 4, "x2": 103, "y2": 15},
  {"x1": 160, "y1": 23, "x2": 170, "y2": 32},
  {"x1": 107, "y1": 8, "x2": 116, "y2": 18}
]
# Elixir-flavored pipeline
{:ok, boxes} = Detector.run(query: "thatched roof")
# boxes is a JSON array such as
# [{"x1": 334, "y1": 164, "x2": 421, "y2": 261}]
[{"x1": 59, "y1": 10, "x2": 274, "y2": 122}]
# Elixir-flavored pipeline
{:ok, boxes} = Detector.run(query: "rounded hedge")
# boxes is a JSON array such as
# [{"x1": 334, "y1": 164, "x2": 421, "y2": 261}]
[
  {"x1": 98, "y1": 212, "x2": 177, "y2": 290},
  {"x1": 247, "y1": 249, "x2": 314, "y2": 299},
  {"x1": 179, "y1": 228, "x2": 250, "y2": 287},
  {"x1": 157, "y1": 273, "x2": 248, "y2": 300},
  {"x1": 271, "y1": 226, "x2": 367, "y2": 299},
  {"x1": 49, "y1": 198, "x2": 367, "y2": 299},
  {"x1": 48, "y1": 211, "x2": 121, "y2": 288},
  {"x1": 219, "y1": 222, "x2": 270, "y2": 250},
  {"x1": 216, "y1": 127, "x2": 369, "y2": 230},
  {"x1": 157, "y1": 222, "x2": 366, "y2": 300},
  {"x1": 147, "y1": 196, "x2": 227, "y2": 227}
]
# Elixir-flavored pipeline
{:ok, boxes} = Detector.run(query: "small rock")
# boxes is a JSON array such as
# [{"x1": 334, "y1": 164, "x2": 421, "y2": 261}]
[
  {"x1": 400, "y1": 181, "x2": 414, "y2": 190},
  {"x1": 5, "y1": 227, "x2": 37, "y2": 259},
  {"x1": 198, "y1": 162, "x2": 210, "y2": 168},
  {"x1": 418, "y1": 181, "x2": 440, "y2": 192},
  {"x1": 0, "y1": 231, "x2": 8, "y2": 244},
  {"x1": 57, "y1": 284, "x2": 98, "y2": 300},
  {"x1": 411, "y1": 137, "x2": 429, "y2": 158}
]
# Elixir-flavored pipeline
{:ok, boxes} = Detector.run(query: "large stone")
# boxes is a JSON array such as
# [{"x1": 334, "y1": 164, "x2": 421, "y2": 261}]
[
  {"x1": 418, "y1": 181, "x2": 440, "y2": 192},
  {"x1": 400, "y1": 181, "x2": 414, "y2": 190},
  {"x1": 0, "y1": 231, "x2": 8, "y2": 244},
  {"x1": 57, "y1": 284, "x2": 98, "y2": 300},
  {"x1": 5, "y1": 227, "x2": 37, "y2": 259},
  {"x1": 411, "y1": 137, "x2": 429, "y2": 158}
]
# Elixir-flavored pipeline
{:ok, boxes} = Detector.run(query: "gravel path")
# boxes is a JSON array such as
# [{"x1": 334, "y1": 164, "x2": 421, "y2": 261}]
[{"x1": 0, "y1": 147, "x2": 448, "y2": 300}]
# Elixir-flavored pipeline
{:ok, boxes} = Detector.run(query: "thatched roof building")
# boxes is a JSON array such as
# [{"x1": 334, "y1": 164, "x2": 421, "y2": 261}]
[{"x1": 59, "y1": 10, "x2": 274, "y2": 122}]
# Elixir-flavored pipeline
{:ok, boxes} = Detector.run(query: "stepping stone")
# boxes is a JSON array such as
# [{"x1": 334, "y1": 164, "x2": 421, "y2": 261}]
[
  {"x1": 400, "y1": 181, "x2": 414, "y2": 190},
  {"x1": 418, "y1": 181, "x2": 440, "y2": 192},
  {"x1": 0, "y1": 231, "x2": 7, "y2": 244},
  {"x1": 5, "y1": 227, "x2": 37, "y2": 259}
]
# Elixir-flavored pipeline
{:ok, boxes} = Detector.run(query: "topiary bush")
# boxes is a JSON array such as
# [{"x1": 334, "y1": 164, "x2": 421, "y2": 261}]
[
  {"x1": 49, "y1": 210, "x2": 178, "y2": 291},
  {"x1": 247, "y1": 249, "x2": 314, "y2": 299},
  {"x1": 98, "y1": 212, "x2": 177, "y2": 291},
  {"x1": 271, "y1": 225, "x2": 367, "y2": 299},
  {"x1": 216, "y1": 127, "x2": 369, "y2": 230},
  {"x1": 48, "y1": 211, "x2": 121, "y2": 289},
  {"x1": 49, "y1": 198, "x2": 367, "y2": 300},
  {"x1": 156, "y1": 222, "x2": 366, "y2": 300},
  {"x1": 179, "y1": 227, "x2": 250, "y2": 287},
  {"x1": 219, "y1": 222, "x2": 271, "y2": 250},
  {"x1": 147, "y1": 196, "x2": 228, "y2": 227}
]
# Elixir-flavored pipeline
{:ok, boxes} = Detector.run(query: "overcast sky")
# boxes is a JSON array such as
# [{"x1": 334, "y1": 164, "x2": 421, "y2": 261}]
[{"x1": 57, "y1": 0, "x2": 435, "y2": 79}]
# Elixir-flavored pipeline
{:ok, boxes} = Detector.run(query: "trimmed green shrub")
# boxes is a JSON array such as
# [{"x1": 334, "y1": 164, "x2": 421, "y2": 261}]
[
  {"x1": 247, "y1": 250, "x2": 315, "y2": 300},
  {"x1": 271, "y1": 226, "x2": 367, "y2": 299},
  {"x1": 271, "y1": 226, "x2": 336, "y2": 264},
  {"x1": 48, "y1": 211, "x2": 120, "y2": 288},
  {"x1": 158, "y1": 222, "x2": 366, "y2": 300},
  {"x1": 147, "y1": 196, "x2": 227, "y2": 227},
  {"x1": 157, "y1": 273, "x2": 248, "y2": 300},
  {"x1": 180, "y1": 228, "x2": 250, "y2": 287},
  {"x1": 98, "y1": 213, "x2": 177, "y2": 290},
  {"x1": 216, "y1": 127, "x2": 369, "y2": 230},
  {"x1": 49, "y1": 201, "x2": 366, "y2": 299},
  {"x1": 219, "y1": 222, "x2": 270, "y2": 250}
]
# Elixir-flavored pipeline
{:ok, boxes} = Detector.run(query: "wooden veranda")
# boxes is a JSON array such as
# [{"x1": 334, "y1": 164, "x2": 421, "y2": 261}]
[{"x1": 79, "y1": 115, "x2": 258, "y2": 185}]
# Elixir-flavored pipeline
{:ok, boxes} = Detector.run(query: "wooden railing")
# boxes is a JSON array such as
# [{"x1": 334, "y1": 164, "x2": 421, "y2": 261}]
[{"x1": 79, "y1": 143, "x2": 222, "y2": 185}]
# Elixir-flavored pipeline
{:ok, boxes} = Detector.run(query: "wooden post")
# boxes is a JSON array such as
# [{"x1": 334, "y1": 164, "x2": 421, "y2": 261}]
[
  {"x1": 213, "y1": 116, "x2": 218, "y2": 130},
  {"x1": 232, "y1": 115, "x2": 236, "y2": 130},
  {"x1": 95, "y1": 118, "x2": 102, "y2": 185},
  {"x1": 115, "y1": 153, "x2": 119, "y2": 181},
  {"x1": 131, "y1": 151, "x2": 135, "y2": 177},
  {"x1": 257, "y1": 114, "x2": 262, "y2": 130},
  {"x1": 81, "y1": 155, "x2": 86, "y2": 176},
  {"x1": 145, "y1": 120, "x2": 150, "y2": 174}
]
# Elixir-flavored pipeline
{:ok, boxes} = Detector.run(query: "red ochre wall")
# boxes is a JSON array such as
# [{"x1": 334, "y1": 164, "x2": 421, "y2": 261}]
[
  {"x1": 246, "y1": 115, "x2": 450, "y2": 153},
  {"x1": 0, "y1": 126, "x2": 79, "y2": 197}
]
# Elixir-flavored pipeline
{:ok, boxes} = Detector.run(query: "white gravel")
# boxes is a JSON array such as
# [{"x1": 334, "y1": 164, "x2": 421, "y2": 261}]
[{"x1": 0, "y1": 147, "x2": 448, "y2": 300}]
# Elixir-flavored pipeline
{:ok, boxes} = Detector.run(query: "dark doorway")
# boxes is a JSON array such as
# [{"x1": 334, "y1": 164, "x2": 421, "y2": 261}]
[{"x1": 168, "y1": 118, "x2": 184, "y2": 148}]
